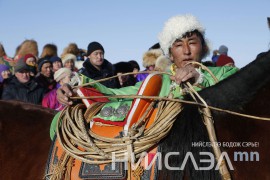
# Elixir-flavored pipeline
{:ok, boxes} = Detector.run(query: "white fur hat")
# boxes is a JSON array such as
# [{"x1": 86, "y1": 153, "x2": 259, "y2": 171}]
[
  {"x1": 62, "y1": 53, "x2": 77, "y2": 65},
  {"x1": 54, "y1": 67, "x2": 72, "y2": 82},
  {"x1": 158, "y1": 14, "x2": 205, "y2": 57}
]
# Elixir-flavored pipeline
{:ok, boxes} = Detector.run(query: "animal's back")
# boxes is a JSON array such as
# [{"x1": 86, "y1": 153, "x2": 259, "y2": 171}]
[{"x1": 0, "y1": 100, "x2": 56, "y2": 180}]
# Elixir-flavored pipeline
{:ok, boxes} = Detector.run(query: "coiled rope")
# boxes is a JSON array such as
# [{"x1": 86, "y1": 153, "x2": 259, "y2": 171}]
[{"x1": 56, "y1": 98, "x2": 182, "y2": 164}]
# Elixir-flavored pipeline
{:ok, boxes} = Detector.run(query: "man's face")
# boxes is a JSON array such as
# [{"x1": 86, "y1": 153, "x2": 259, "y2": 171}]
[
  {"x1": 88, "y1": 50, "x2": 104, "y2": 68},
  {"x1": 170, "y1": 33, "x2": 203, "y2": 68},
  {"x1": 15, "y1": 71, "x2": 30, "y2": 83},
  {"x1": 41, "y1": 62, "x2": 52, "y2": 77}
]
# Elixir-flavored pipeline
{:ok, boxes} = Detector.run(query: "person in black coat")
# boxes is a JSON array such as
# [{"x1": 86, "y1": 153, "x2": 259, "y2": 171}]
[
  {"x1": 1, "y1": 58, "x2": 46, "y2": 104},
  {"x1": 79, "y1": 42, "x2": 117, "y2": 88}
]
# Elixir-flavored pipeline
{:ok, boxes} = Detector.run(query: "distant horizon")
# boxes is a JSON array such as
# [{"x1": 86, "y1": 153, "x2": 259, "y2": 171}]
[{"x1": 1, "y1": 0, "x2": 269, "y2": 68}]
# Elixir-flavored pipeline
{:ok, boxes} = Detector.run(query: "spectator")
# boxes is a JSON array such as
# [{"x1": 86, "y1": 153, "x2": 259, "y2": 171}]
[
  {"x1": 216, "y1": 55, "x2": 235, "y2": 67},
  {"x1": 0, "y1": 43, "x2": 15, "y2": 72},
  {"x1": 61, "y1": 43, "x2": 80, "y2": 58},
  {"x1": 36, "y1": 56, "x2": 55, "y2": 91},
  {"x1": 216, "y1": 45, "x2": 236, "y2": 67},
  {"x1": 218, "y1": 45, "x2": 228, "y2": 55},
  {"x1": 42, "y1": 68, "x2": 73, "y2": 111},
  {"x1": 1, "y1": 58, "x2": 46, "y2": 104},
  {"x1": 40, "y1": 44, "x2": 58, "y2": 58},
  {"x1": 50, "y1": 56, "x2": 63, "y2": 73},
  {"x1": 136, "y1": 48, "x2": 162, "y2": 81},
  {"x1": 62, "y1": 53, "x2": 77, "y2": 71},
  {"x1": 14, "y1": 40, "x2": 39, "y2": 62},
  {"x1": 79, "y1": 41, "x2": 117, "y2": 88},
  {"x1": 128, "y1": 60, "x2": 140, "y2": 78},
  {"x1": 0, "y1": 64, "x2": 11, "y2": 96},
  {"x1": 113, "y1": 61, "x2": 137, "y2": 87},
  {"x1": 211, "y1": 49, "x2": 219, "y2": 63},
  {"x1": 24, "y1": 54, "x2": 38, "y2": 76}
]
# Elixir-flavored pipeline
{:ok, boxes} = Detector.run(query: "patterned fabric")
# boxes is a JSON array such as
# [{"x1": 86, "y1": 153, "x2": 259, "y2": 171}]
[{"x1": 0, "y1": 56, "x2": 15, "y2": 73}]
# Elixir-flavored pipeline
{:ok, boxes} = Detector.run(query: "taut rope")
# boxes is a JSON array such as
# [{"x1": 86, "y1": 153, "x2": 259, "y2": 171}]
[{"x1": 71, "y1": 95, "x2": 270, "y2": 121}]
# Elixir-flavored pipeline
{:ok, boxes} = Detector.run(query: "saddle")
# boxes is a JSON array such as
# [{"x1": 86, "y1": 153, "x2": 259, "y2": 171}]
[{"x1": 45, "y1": 73, "x2": 163, "y2": 180}]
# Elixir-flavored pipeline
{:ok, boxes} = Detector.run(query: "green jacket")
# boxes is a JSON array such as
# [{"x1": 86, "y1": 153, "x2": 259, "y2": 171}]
[
  {"x1": 50, "y1": 66, "x2": 238, "y2": 139},
  {"x1": 82, "y1": 66, "x2": 237, "y2": 97}
]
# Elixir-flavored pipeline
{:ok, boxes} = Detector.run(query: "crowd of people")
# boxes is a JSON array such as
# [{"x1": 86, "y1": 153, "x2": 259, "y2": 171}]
[
  {"x1": 0, "y1": 40, "x2": 168, "y2": 109},
  {"x1": 0, "y1": 14, "x2": 238, "y2": 112}
]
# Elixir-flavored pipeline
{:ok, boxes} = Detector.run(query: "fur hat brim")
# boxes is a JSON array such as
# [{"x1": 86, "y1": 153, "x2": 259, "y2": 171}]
[
  {"x1": 154, "y1": 55, "x2": 172, "y2": 72},
  {"x1": 158, "y1": 14, "x2": 205, "y2": 57}
]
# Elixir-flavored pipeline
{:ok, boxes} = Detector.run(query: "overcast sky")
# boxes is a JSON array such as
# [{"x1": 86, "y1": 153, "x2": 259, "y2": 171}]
[{"x1": 1, "y1": 0, "x2": 269, "y2": 68}]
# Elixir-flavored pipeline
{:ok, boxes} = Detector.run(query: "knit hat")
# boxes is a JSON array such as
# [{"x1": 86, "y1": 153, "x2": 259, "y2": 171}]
[
  {"x1": 87, "y1": 42, "x2": 104, "y2": 56},
  {"x1": 62, "y1": 53, "x2": 76, "y2": 65},
  {"x1": 14, "y1": 58, "x2": 30, "y2": 73},
  {"x1": 38, "y1": 56, "x2": 52, "y2": 72},
  {"x1": 218, "y1": 45, "x2": 228, "y2": 55},
  {"x1": 0, "y1": 64, "x2": 10, "y2": 82},
  {"x1": 158, "y1": 14, "x2": 206, "y2": 57},
  {"x1": 142, "y1": 49, "x2": 163, "y2": 68},
  {"x1": 50, "y1": 56, "x2": 62, "y2": 63},
  {"x1": 216, "y1": 55, "x2": 235, "y2": 66},
  {"x1": 54, "y1": 67, "x2": 72, "y2": 82}
]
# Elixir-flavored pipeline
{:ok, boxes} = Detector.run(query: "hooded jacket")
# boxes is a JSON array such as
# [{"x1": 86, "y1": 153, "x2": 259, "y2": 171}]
[
  {"x1": 1, "y1": 76, "x2": 46, "y2": 104},
  {"x1": 79, "y1": 59, "x2": 117, "y2": 88}
]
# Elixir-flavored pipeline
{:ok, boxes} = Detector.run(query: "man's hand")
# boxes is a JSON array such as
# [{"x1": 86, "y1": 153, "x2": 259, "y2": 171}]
[
  {"x1": 170, "y1": 65, "x2": 200, "y2": 85},
  {"x1": 56, "y1": 83, "x2": 77, "y2": 105}
]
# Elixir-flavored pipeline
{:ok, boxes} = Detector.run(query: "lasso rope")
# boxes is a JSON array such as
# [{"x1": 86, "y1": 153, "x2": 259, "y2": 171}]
[{"x1": 56, "y1": 99, "x2": 182, "y2": 164}]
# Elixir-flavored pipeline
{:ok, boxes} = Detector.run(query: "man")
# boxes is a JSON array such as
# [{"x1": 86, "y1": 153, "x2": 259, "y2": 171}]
[
  {"x1": 56, "y1": 14, "x2": 238, "y2": 113},
  {"x1": 35, "y1": 56, "x2": 56, "y2": 91},
  {"x1": 79, "y1": 41, "x2": 117, "y2": 88},
  {"x1": 1, "y1": 58, "x2": 46, "y2": 104}
]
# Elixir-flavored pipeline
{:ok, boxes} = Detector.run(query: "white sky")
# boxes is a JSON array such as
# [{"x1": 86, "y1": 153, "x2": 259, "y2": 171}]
[{"x1": 1, "y1": 0, "x2": 269, "y2": 68}]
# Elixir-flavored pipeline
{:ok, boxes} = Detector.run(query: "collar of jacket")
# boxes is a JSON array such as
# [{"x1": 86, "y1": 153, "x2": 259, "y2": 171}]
[
  {"x1": 10, "y1": 76, "x2": 38, "y2": 90},
  {"x1": 82, "y1": 59, "x2": 113, "y2": 76}
]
